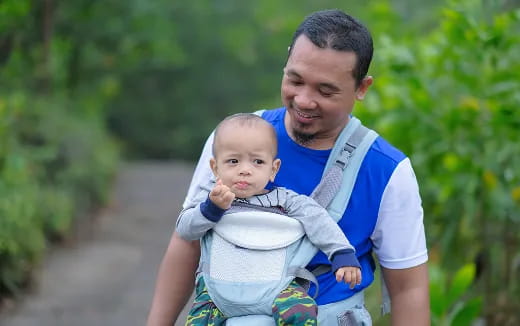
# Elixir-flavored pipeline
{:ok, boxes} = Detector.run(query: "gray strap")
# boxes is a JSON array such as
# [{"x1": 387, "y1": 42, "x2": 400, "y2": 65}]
[
  {"x1": 288, "y1": 267, "x2": 320, "y2": 299},
  {"x1": 310, "y1": 124, "x2": 370, "y2": 208},
  {"x1": 380, "y1": 273, "x2": 391, "y2": 315},
  {"x1": 310, "y1": 264, "x2": 331, "y2": 277},
  {"x1": 309, "y1": 124, "x2": 370, "y2": 280}
]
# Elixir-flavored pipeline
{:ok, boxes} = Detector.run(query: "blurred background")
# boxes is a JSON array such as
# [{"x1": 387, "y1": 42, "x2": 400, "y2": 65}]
[{"x1": 1, "y1": 0, "x2": 519, "y2": 325}]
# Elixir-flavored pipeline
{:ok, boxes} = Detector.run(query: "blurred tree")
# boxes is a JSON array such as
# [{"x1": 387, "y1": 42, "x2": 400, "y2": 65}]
[
  {"x1": 103, "y1": 0, "x2": 443, "y2": 160},
  {"x1": 357, "y1": 0, "x2": 520, "y2": 324}
]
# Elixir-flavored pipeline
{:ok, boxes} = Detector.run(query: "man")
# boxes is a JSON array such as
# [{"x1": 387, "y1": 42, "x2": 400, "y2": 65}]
[{"x1": 147, "y1": 9, "x2": 430, "y2": 326}]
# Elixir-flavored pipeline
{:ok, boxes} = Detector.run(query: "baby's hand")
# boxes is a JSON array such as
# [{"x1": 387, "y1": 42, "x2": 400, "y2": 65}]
[
  {"x1": 209, "y1": 179, "x2": 235, "y2": 209},
  {"x1": 335, "y1": 266, "x2": 362, "y2": 289}
]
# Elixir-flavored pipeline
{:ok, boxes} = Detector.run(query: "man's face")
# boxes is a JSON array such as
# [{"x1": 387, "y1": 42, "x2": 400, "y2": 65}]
[
  {"x1": 281, "y1": 35, "x2": 372, "y2": 149},
  {"x1": 210, "y1": 123, "x2": 280, "y2": 199}
]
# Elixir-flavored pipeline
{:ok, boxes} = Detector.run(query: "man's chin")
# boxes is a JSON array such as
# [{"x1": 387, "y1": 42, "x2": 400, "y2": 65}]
[
  {"x1": 285, "y1": 111, "x2": 316, "y2": 145},
  {"x1": 291, "y1": 128, "x2": 315, "y2": 146}
]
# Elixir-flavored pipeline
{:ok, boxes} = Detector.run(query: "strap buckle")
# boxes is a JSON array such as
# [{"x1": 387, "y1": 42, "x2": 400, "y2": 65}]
[
  {"x1": 335, "y1": 143, "x2": 356, "y2": 170},
  {"x1": 343, "y1": 141, "x2": 356, "y2": 153}
]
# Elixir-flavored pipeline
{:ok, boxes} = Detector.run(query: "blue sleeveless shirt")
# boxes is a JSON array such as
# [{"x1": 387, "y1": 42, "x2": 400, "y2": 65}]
[{"x1": 262, "y1": 108, "x2": 406, "y2": 305}]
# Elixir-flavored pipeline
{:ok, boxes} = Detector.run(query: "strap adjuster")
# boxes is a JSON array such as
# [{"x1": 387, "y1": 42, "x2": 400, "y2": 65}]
[
  {"x1": 335, "y1": 159, "x2": 346, "y2": 169},
  {"x1": 336, "y1": 148, "x2": 354, "y2": 171},
  {"x1": 344, "y1": 141, "x2": 356, "y2": 152}
]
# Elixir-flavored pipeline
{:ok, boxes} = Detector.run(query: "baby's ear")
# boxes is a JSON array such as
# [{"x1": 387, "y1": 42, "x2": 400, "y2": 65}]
[
  {"x1": 270, "y1": 158, "x2": 281, "y2": 182},
  {"x1": 209, "y1": 158, "x2": 218, "y2": 177}
]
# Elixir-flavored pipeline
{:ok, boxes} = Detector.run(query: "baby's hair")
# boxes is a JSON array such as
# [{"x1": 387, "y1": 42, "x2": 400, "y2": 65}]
[{"x1": 212, "y1": 113, "x2": 278, "y2": 157}]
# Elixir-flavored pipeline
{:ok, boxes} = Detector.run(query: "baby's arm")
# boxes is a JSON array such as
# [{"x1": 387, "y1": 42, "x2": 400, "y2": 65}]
[
  {"x1": 284, "y1": 190, "x2": 361, "y2": 287},
  {"x1": 175, "y1": 180, "x2": 235, "y2": 240}
]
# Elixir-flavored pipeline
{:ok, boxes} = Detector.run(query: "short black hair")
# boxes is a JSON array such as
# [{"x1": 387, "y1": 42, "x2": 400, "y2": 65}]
[{"x1": 288, "y1": 9, "x2": 373, "y2": 87}]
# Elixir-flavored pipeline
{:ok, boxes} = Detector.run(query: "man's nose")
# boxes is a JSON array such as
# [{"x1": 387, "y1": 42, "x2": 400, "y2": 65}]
[{"x1": 294, "y1": 87, "x2": 317, "y2": 109}]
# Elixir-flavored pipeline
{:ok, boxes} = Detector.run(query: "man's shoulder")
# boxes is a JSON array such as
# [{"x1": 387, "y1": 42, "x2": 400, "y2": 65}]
[
  {"x1": 367, "y1": 135, "x2": 407, "y2": 168},
  {"x1": 258, "y1": 107, "x2": 285, "y2": 124}
]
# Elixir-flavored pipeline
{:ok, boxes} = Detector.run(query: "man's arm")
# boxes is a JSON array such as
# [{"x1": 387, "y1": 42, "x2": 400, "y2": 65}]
[
  {"x1": 382, "y1": 263, "x2": 430, "y2": 326},
  {"x1": 146, "y1": 232, "x2": 200, "y2": 326},
  {"x1": 147, "y1": 134, "x2": 215, "y2": 326},
  {"x1": 371, "y1": 158, "x2": 430, "y2": 325}
]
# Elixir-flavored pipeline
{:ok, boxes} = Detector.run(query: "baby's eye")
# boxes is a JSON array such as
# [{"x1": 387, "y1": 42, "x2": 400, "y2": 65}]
[
  {"x1": 253, "y1": 159, "x2": 265, "y2": 164},
  {"x1": 227, "y1": 159, "x2": 239, "y2": 164}
]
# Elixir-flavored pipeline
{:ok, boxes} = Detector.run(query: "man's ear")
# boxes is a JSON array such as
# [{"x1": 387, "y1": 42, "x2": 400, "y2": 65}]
[
  {"x1": 270, "y1": 158, "x2": 281, "y2": 182},
  {"x1": 209, "y1": 158, "x2": 218, "y2": 178},
  {"x1": 355, "y1": 76, "x2": 373, "y2": 101}
]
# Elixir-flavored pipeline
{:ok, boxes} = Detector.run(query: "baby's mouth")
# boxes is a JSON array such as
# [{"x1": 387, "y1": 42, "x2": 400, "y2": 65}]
[{"x1": 234, "y1": 181, "x2": 249, "y2": 189}]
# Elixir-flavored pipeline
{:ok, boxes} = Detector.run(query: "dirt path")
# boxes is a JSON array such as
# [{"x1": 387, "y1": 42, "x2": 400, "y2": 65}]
[{"x1": 0, "y1": 161, "x2": 195, "y2": 326}]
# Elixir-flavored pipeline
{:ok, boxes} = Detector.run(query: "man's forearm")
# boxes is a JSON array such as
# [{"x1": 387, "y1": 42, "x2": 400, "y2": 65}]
[
  {"x1": 389, "y1": 283, "x2": 430, "y2": 325},
  {"x1": 147, "y1": 232, "x2": 200, "y2": 326},
  {"x1": 383, "y1": 263, "x2": 431, "y2": 326}
]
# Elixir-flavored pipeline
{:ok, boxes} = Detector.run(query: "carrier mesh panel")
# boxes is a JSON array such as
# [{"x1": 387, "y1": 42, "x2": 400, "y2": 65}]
[{"x1": 210, "y1": 233, "x2": 285, "y2": 282}]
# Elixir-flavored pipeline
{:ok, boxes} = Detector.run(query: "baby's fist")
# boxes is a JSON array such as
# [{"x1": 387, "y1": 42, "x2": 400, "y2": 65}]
[
  {"x1": 209, "y1": 179, "x2": 235, "y2": 209},
  {"x1": 335, "y1": 266, "x2": 362, "y2": 289}
]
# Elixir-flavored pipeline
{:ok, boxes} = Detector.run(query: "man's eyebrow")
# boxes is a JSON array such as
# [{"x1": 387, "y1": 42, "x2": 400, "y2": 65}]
[{"x1": 286, "y1": 69, "x2": 301, "y2": 78}]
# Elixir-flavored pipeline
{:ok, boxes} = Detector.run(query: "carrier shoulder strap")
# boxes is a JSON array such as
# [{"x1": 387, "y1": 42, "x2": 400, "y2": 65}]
[
  {"x1": 311, "y1": 117, "x2": 392, "y2": 315},
  {"x1": 254, "y1": 110, "x2": 375, "y2": 211},
  {"x1": 254, "y1": 110, "x2": 390, "y2": 315},
  {"x1": 310, "y1": 119, "x2": 371, "y2": 209}
]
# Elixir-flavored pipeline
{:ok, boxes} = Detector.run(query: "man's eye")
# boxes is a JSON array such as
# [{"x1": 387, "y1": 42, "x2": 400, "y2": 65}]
[
  {"x1": 319, "y1": 89, "x2": 334, "y2": 97},
  {"x1": 290, "y1": 80, "x2": 303, "y2": 86}
]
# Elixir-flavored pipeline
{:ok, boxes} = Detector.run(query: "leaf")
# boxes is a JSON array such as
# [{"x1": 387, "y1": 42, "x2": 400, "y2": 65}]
[
  {"x1": 450, "y1": 296, "x2": 483, "y2": 326},
  {"x1": 429, "y1": 264, "x2": 448, "y2": 318},
  {"x1": 446, "y1": 263, "x2": 476, "y2": 309}
]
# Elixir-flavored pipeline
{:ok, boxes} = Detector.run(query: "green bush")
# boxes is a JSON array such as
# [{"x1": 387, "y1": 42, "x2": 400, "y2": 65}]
[
  {"x1": 357, "y1": 0, "x2": 520, "y2": 323},
  {"x1": 0, "y1": 156, "x2": 44, "y2": 295},
  {"x1": 430, "y1": 263, "x2": 482, "y2": 326},
  {"x1": 0, "y1": 93, "x2": 119, "y2": 296}
]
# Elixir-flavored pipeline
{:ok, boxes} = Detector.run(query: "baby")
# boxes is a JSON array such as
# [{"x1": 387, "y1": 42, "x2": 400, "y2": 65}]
[{"x1": 176, "y1": 113, "x2": 361, "y2": 326}]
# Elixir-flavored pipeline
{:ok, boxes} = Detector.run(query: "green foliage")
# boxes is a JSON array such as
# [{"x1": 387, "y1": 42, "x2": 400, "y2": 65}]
[
  {"x1": 357, "y1": 0, "x2": 520, "y2": 323},
  {"x1": 0, "y1": 153, "x2": 44, "y2": 295},
  {"x1": 105, "y1": 1, "x2": 378, "y2": 159},
  {"x1": 430, "y1": 263, "x2": 482, "y2": 325},
  {"x1": 0, "y1": 0, "x2": 31, "y2": 31},
  {"x1": 0, "y1": 1, "x2": 119, "y2": 296},
  {"x1": 0, "y1": 90, "x2": 119, "y2": 295},
  {"x1": 1, "y1": 0, "x2": 519, "y2": 323}
]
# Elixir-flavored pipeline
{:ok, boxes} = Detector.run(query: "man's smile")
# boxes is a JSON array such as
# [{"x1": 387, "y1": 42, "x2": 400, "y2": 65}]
[{"x1": 293, "y1": 108, "x2": 320, "y2": 123}]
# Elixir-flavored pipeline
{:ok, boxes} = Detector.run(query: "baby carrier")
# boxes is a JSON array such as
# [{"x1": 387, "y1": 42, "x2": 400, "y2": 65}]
[{"x1": 198, "y1": 115, "x2": 387, "y2": 322}]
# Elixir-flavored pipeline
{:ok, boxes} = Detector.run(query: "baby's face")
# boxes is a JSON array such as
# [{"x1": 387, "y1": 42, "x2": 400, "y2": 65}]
[{"x1": 210, "y1": 123, "x2": 280, "y2": 198}]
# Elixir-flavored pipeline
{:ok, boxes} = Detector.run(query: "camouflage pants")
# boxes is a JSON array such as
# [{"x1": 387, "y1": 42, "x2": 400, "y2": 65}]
[{"x1": 185, "y1": 278, "x2": 317, "y2": 326}]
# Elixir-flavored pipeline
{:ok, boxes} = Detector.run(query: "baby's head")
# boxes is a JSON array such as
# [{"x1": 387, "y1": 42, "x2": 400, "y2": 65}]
[{"x1": 210, "y1": 113, "x2": 281, "y2": 198}]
